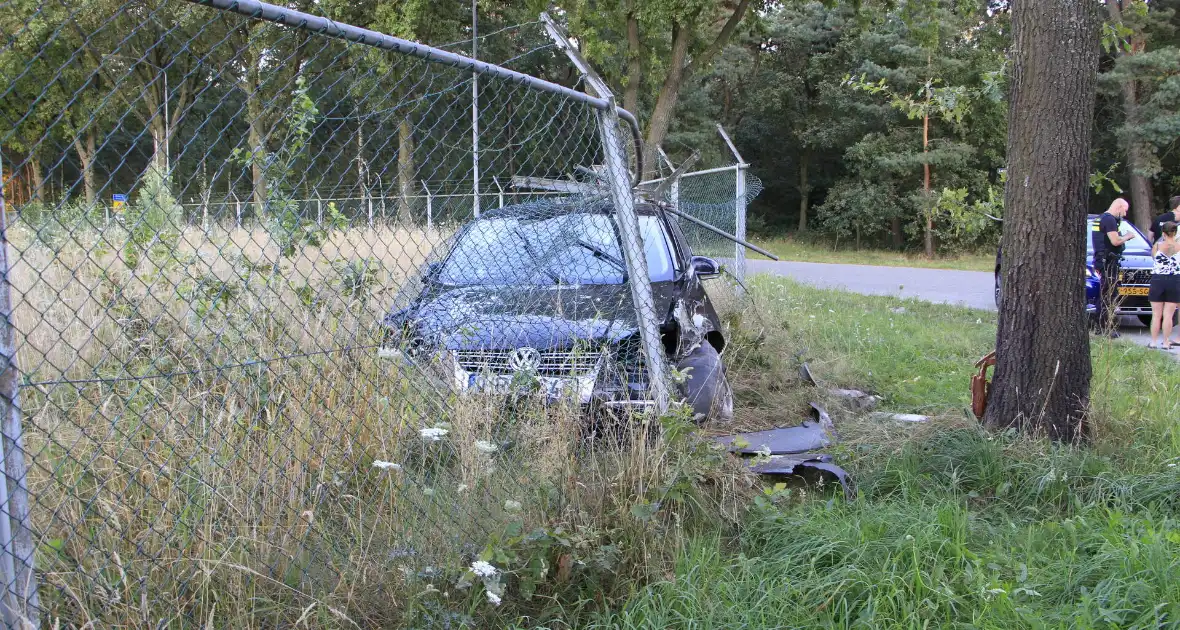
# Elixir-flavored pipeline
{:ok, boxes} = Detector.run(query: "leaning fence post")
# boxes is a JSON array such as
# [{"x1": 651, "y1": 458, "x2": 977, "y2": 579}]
[
  {"x1": 233, "y1": 193, "x2": 241, "y2": 228},
  {"x1": 0, "y1": 152, "x2": 41, "y2": 629},
  {"x1": 317, "y1": 196, "x2": 323, "y2": 225},
  {"x1": 596, "y1": 103, "x2": 670, "y2": 415},
  {"x1": 733, "y1": 163, "x2": 747, "y2": 295},
  {"x1": 494, "y1": 176, "x2": 504, "y2": 208}
]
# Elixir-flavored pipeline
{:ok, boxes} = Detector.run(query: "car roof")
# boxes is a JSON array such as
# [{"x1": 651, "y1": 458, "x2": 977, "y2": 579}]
[{"x1": 478, "y1": 197, "x2": 660, "y2": 221}]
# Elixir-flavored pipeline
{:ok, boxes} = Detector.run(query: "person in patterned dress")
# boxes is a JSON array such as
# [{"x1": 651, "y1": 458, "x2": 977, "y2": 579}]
[{"x1": 1148, "y1": 221, "x2": 1180, "y2": 349}]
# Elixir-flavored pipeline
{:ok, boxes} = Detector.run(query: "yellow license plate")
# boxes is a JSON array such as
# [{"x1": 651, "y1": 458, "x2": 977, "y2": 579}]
[{"x1": 1119, "y1": 286, "x2": 1150, "y2": 296}]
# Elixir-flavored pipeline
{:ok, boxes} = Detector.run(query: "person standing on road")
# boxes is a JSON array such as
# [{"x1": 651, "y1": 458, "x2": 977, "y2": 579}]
[
  {"x1": 1149, "y1": 195, "x2": 1180, "y2": 243},
  {"x1": 1093, "y1": 198, "x2": 1138, "y2": 338},
  {"x1": 1148, "y1": 221, "x2": 1180, "y2": 349}
]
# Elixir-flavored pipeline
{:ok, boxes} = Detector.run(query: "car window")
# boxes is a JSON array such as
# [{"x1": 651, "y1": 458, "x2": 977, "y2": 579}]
[
  {"x1": 639, "y1": 216, "x2": 676, "y2": 282},
  {"x1": 437, "y1": 213, "x2": 674, "y2": 286},
  {"x1": 1086, "y1": 219, "x2": 1150, "y2": 255}
]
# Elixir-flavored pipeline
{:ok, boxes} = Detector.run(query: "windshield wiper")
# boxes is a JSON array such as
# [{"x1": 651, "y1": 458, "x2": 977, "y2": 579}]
[
  {"x1": 576, "y1": 239, "x2": 626, "y2": 273},
  {"x1": 513, "y1": 227, "x2": 565, "y2": 284}
]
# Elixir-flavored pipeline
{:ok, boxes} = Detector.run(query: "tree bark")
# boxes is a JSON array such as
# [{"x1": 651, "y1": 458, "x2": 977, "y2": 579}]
[
  {"x1": 890, "y1": 217, "x2": 903, "y2": 249},
  {"x1": 1105, "y1": 0, "x2": 1154, "y2": 230},
  {"x1": 642, "y1": 21, "x2": 691, "y2": 180},
  {"x1": 641, "y1": 0, "x2": 752, "y2": 179},
  {"x1": 244, "y1": 67, "x2": 268, "y2": 219},
  {"x1": 72, "y1": 128, "x2": 96, "y2": 207},
  {"x1": 797, "y1": 150, "x2": 810, "y2": 232},
  {"x1": 624, "y1": 0, "x2": 641, "y2": 117},
  {"x1": 984, "y1": 0, "x2": 1097, "y2": 443},
  {"x1": 398, "y1": 118, "x2": 415, "y2": 224},
  {"x1": 28, "y1": 154, "x2": 43, "y2": 203}
]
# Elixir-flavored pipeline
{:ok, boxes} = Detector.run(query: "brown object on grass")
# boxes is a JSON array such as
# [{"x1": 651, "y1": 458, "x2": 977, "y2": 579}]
[{"x1": 971, "y1": 351, "x2": 996, "y2": 420}]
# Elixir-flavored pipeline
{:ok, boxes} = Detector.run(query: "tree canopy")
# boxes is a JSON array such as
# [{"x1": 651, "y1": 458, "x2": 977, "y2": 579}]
[{"x1": 2, "y1": 0, "x2": 1179, "y2": 252}]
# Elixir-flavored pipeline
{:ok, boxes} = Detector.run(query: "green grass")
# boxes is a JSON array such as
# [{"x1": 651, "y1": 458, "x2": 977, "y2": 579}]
[
  {"x1": 587, "y1": 278, "x2": 1180, "y2": 630},
  {"x1": 753, "y1": 235, "x2": 996, "y2": 272}
]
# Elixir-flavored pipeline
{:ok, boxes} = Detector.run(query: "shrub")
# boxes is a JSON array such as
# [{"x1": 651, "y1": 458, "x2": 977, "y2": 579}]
[{"x1": 123, "y1": 166, "x2": 182, "y2": 269}]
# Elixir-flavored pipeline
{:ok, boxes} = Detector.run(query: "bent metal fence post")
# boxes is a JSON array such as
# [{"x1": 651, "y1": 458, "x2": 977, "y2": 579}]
[{"x1": 0, "y1": 0, "x2": 669, "y2": 624}]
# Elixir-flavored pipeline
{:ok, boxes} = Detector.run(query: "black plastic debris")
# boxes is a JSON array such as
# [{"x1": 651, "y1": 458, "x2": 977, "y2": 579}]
[
  {"x1": 744, "y1": 454, "x2": 855, "y2": 500},
  {"x1": 713, "y1": 421, "x2": 831, "y2": 454},
  {"x1": 799, "y1": 361, "x2": 818, "y2": 387},
  {"x1": 713, "y1": 403, "x2": 855, "y2": 500}
]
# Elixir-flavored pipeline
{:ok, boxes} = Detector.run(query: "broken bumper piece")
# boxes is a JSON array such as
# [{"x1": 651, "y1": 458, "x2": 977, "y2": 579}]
[{"x1": 713, "y1": 404, "x2": 855, "y2": 499}]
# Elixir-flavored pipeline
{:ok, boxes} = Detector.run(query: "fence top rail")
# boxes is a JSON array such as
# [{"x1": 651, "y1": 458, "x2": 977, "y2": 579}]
[
  {"x1": 640, "y1": 164, "x2": 741, "y2": 186},
  {"x1": 177, "y1": 191, "x2": 565, "y2": 205},
  {"x1": 186, "y1": 0, "x2": 641, "y2": 136}
]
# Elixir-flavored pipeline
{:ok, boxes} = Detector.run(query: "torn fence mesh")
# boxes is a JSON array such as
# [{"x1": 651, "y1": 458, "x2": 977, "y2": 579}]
[{"x1": 0, "y1": 0, "x2": 664, "y2": 625}]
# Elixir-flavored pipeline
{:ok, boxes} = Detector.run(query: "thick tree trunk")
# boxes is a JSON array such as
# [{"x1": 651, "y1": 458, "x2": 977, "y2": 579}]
[
  {"x1": 28, "y1": 154, "x2": 43, "y2": 202},
  {"x1": 890, "y1": 217, "x2": 903, "y2": 249},
  {"x1": 398, "y1": 118, "x2": 415, "y2": 224},
  {"x1": 639, "y1": 0, "x2": 751, "y2": 179},
  {"x1": 245, "y1": 75, "x2": 268, "y2": 219},
  {"x1": 624, "y1": 1, "x2": 641, "y2": 117},
  {"x1": 1105, "y1": 0, "x2": 1154, "y2": 230},
  {"x1": 1127, "y1": 143, "x2": 1154, "y2": 229},
  {"x1": 72, "y1": 128, "x2": 96, "y2": 207},
  {"x1": 642, "y1": 22, "x2": 691, "y2": 180},
  {"x1": 984, "y1": 0, "x2": 1097, "y2": 442},
  {"x1": 797, "y1": 150, "x2": 810, "y2": 232}
]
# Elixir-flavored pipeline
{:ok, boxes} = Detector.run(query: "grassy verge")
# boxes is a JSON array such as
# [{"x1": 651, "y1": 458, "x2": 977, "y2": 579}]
[
  {"x1": 588, "y1": 278, "x2": 1180, "y2": 629},
  {"x1": 752, "y1": 235, "x2": 996, "y2": 272}
]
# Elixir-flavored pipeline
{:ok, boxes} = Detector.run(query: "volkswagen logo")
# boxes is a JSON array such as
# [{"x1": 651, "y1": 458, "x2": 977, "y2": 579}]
[{"x1": 507, "y1": 347, "x2": 541, "y2": 372}]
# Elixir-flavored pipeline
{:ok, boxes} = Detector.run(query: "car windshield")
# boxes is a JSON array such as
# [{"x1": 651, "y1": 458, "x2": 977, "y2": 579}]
[
  {"x1": 438, "y1": 212, "x2": 676, "y2": 286},
  {"x1": 1086, "y1": 218, "x2": 1151, "y2": 255}
]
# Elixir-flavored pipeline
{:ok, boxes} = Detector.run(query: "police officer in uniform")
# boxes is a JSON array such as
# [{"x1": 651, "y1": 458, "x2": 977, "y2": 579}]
[{"x1": 1093, "y1": 198, "x2": 1138, "y2": 337}]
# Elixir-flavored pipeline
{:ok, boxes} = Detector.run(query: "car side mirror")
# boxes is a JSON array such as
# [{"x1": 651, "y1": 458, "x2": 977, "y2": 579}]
[{"x1": 690, "y1": 255, "x2": 720, "y2": 280}]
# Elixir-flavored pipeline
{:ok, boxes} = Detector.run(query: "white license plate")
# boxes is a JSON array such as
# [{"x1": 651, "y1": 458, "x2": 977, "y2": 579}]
[{"x1": 468, "y1": 373, "x2": 567, "y2": 399}]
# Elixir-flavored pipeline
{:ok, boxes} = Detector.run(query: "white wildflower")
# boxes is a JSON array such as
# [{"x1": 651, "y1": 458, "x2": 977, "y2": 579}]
[
  {"x1": 423, "y1": 488, "x2": 435, "y2": 496},
  {"x1": 457, "y1": 483, "x2": 469, "y2": 493},
  {"x1": 486, "y1": 590, "x2": 502, "y2": 606},
  {"x1": 475, "y1": 440, "x2": 498, "y2": 454},
  {"x1": 419, "y1": 427, "x2": 449, "y2": 441},
  {"x1": 372, "y1": 460, "x2": 402, "y2": 471},
  {"x1": 904, "y1": 534, "x2": 914, "y2": 541},
  {"x1": 504, "y1": 499, "x2": 522, "y2": 512},
  {"x1": 470, "y1": 561, "x2": 498, "y2": 578}
]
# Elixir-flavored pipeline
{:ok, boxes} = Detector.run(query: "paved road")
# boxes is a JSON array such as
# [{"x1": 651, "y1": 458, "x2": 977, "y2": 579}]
[{"x1": 746, "y1": 259, "x2": 1164, "y2": 351}]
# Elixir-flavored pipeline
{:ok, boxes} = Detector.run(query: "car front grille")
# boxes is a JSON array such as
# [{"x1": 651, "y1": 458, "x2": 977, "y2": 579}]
[
  {"x1": 455, "y1": 348, "x2": 602, "y2": 377},
  {"x1": 1121, "y1": 269, "x2": 1152, "y2": 285}
]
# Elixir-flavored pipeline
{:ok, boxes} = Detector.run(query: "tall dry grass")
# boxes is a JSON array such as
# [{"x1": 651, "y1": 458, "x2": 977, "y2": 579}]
[{"x1": 3, "y1": 220, "x2": 743, "y2": 628}]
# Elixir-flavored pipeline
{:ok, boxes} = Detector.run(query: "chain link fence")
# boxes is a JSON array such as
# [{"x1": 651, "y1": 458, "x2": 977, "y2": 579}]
[
  {"x1": 0, "y1": 0, "x2": 673, "y2": 625},
  {"x1": 644, "y1": 161, "x2": 764, "y2": 313}
]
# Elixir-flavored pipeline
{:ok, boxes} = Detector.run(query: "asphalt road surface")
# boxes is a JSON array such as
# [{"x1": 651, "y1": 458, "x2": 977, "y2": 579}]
[{"x1": 746, "y1": 259, "x2": 1166, "y2": 351}]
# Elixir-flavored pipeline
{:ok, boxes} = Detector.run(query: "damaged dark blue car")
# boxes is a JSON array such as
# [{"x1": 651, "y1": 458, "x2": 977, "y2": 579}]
[{"x1": 379, "y1": 199, "x2": 734, "y2": 422}]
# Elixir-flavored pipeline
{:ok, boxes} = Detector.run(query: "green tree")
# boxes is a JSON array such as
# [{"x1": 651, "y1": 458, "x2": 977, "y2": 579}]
[
  {"x1": 986, "y1": 0, "x2": 1099, "y2": 442},
  {"x1": 1101, "y1": 0, "x2": 1180, "y2": 227},
  {"x1": 568, "y1": 0, "x2": 756, "y2": 178}
]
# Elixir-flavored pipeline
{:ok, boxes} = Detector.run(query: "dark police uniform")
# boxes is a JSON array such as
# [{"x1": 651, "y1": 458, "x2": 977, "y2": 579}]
[
  {"x1": 1150, "y1": 211, "x2": 1180, "y2": 242},
  {"x1": 1092, "y1": 212, "x2": 1124, "y2": 332}
]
